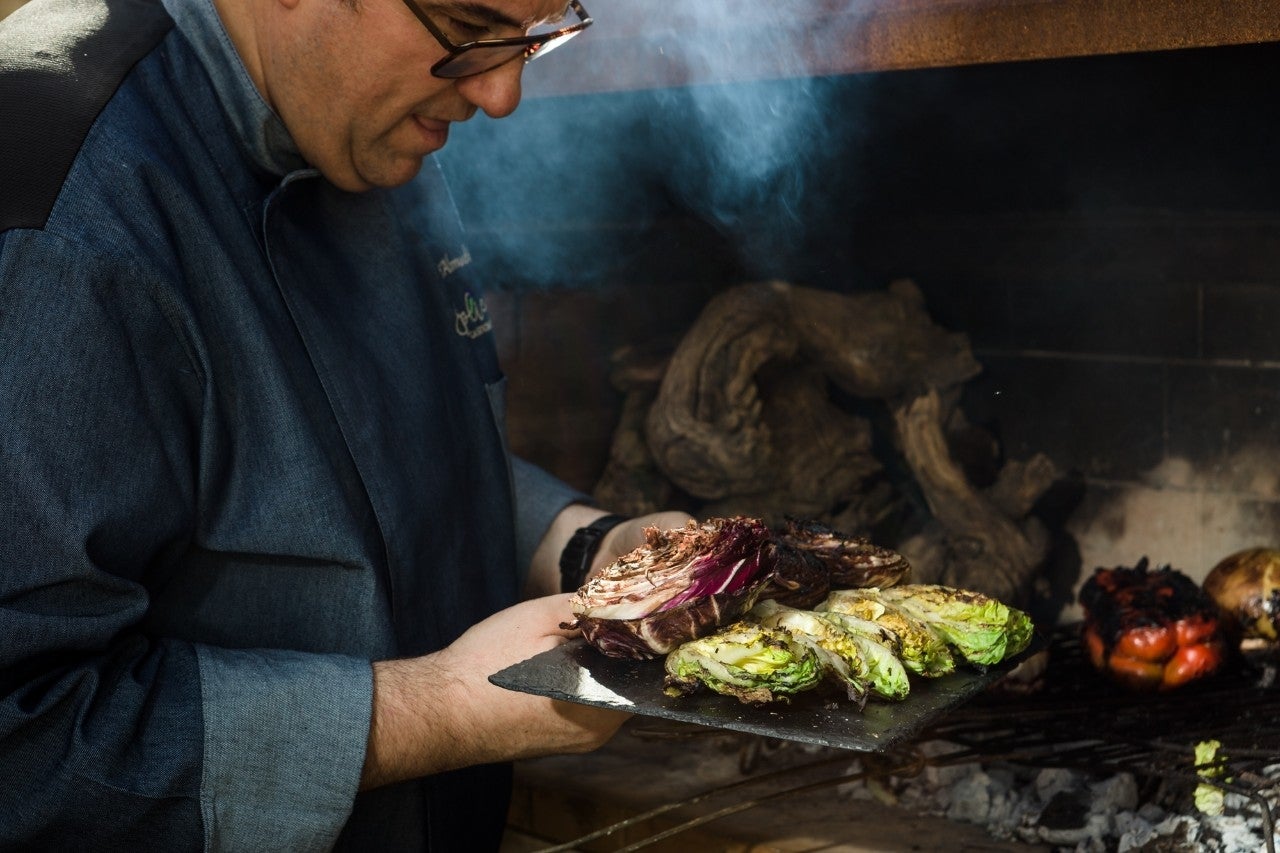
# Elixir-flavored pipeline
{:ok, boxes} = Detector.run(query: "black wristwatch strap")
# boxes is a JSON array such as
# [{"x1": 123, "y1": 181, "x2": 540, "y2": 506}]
[{"x1": 559, "y1": 514, "x2": 629, "y2": 593}]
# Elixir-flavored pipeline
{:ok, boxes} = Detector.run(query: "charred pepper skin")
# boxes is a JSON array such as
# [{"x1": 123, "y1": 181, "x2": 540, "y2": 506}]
[{"x1": 1079, "y1": 558, "x2": 1228, "y2": 691}]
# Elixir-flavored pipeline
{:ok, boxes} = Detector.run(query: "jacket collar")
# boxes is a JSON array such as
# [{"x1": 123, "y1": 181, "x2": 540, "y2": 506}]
[{"x1": 162, "y1": 0, "x2": 306, "y2": 178}]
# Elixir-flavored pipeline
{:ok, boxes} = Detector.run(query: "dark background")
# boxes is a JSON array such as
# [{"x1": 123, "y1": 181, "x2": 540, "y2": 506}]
[{"x1": 438, "y1": 41, "x2": 1280, "y2": 600}]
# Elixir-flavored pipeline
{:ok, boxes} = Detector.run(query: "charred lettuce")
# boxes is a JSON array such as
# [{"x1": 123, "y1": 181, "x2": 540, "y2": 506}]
[
  {"x1": 819, "y1": 589, "x2": 956, "y2": 677},
  {"x1": 663, "y1": 622, "x2": 824, "y2": 704},
  {"x1": 816, "y1": 610, "x2": 912, "y2": 700},
  {"x1": 875, "y1": 584, "x2": 1034, "y2": 666},
  {"x1": 749, "y1": 599, "x2": 870, "y2": 704}
]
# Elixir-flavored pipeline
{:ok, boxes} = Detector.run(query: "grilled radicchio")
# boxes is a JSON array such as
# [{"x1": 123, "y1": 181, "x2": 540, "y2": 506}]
[
  {"x1": 780, "y1": 518, "x2": 911, "y2": 590},
  {"x1": 567, "y1": 517, "x2": 777, "y2": 659}
]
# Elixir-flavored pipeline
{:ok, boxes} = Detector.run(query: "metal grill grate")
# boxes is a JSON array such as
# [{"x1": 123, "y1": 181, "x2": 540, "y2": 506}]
[
  {"x1": 918, "y1": 626, "x2": 1280, "y2": 848},
  {"x1": 525, "y1": 626, "x2": 1280, "y2": 852}
]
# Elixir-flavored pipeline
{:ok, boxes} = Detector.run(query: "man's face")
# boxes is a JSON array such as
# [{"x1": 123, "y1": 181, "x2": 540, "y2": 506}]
[{"x1": 267, "y1": 0, "x2": 570, "y2": 192}]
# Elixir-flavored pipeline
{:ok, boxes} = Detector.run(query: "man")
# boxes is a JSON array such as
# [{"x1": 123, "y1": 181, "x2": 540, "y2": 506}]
[{"x1": 0, "y1": 0, "x2": 686, "y2": 847}]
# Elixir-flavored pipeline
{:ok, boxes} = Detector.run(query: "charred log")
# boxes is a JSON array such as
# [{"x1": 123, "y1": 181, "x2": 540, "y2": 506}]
[
  {"x1": 893, "y1": 389, "x2": 1054, "y2": 606},
  {"x1": 593, "y1": 279, "x2": 1063, "y2": 611}
]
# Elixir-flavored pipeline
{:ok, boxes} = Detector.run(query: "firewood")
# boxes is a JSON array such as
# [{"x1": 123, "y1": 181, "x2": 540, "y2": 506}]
[{"x1": 593, "y1": 279, "x2": 1057, "y2": 608}]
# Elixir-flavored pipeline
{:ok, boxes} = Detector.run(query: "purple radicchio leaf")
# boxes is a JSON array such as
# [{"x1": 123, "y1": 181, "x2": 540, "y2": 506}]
[{"x1": 568, "y1": 517, "x2": 778, "y2": 659}]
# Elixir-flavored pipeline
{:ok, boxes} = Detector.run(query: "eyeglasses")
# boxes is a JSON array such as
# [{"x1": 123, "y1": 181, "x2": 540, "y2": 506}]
[{"x1": 401, "y1": 0, "x2": 593, "y2": 79}]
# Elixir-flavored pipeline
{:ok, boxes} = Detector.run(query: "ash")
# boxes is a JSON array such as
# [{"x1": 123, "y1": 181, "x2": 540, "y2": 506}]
[{"x1": 841, "y1": 741, "x2": 1280, "y2": 852}]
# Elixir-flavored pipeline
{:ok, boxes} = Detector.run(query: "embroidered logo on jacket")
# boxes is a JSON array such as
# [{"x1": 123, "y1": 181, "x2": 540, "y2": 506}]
[
  {"x1": 438, "y1": 245, "x2": 472, "y2": 278},
  {"x1": 455, "y1": 291, "x2": 492, "y2": 339}
]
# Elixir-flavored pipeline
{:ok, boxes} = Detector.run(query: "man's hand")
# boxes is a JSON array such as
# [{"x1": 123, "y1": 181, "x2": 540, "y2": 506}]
[
  {"x1": 361, "y1": 509, "x2": 699, "y2": 791},
  {"x1": 525, "y1": 506, "x2": 695, "y2": 598},
  {"x1": 359, "y1": 594, "x2": 628, "y2": 791},
  {"x1": 590, "y1": 511, "x2": 693, "y2": 578}
]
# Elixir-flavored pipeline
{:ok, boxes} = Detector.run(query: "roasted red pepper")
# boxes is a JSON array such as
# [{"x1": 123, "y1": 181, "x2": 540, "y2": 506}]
[
  {"x1": 1106, "y1": 653, "x2": 1167, "y2": 690},
  {"x1": 1114, "y1": 624, "x2": 1178, "y2": 662},
  {"x1": 1163, "y1": 642, "x2": 1222, "y2": 688},
  {"x1": 1079, "y1": 558, "x2": 1227, "y2": 691},
  {"x1": 1174, "y1": 613, "x2": 1218, "y2": 647}
]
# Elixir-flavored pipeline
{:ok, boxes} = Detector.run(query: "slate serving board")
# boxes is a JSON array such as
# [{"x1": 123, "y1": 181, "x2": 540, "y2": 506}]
[{"x1": 490, "y1": 634, "x2": 1045, "y2": 753}]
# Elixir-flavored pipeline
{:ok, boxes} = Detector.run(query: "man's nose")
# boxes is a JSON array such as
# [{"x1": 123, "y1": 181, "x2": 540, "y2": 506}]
[{"x1": 456, "y1": 58, "x2": 524, "y2": 119}]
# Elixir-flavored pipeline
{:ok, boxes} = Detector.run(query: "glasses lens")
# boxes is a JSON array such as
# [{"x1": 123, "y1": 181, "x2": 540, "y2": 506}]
[
  {"x1": 428, "y1": 6, "x2": 590, "y2": 80},
  {"x1": 525, "y1": 29, "x2": 583, "y2": 62},
  {"x1": 433, "y1": 43, "x2": 530, "y2": 78}
]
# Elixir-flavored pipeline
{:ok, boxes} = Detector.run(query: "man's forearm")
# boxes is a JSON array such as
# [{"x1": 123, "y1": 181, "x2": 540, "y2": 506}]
[
  {"x1": 360, "y1": 656, "x2": 459, "y2": 790},
  {"x1": 523, "y1": 503, "x2": 614, "y2": 599},
  {"x1": 358, "y1": 595, "x2": 631, "y2": 792}
]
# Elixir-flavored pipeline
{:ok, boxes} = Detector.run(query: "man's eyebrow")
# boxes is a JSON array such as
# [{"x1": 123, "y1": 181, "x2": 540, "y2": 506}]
[
  {"x1": 429, "y1": 1, "x2": 569, "y2": 29},
  {"x1": 429, "y1": 2, "x2": 524, "y2": 30}
]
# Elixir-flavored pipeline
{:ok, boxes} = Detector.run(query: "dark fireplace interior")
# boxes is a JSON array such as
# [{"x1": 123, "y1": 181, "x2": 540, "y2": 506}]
[
  {"x1": 448, "y1": 25, "x2": 1280, "y2": 846},
  {"x1": 439, "y1": 27, "x2": 1280, "y2": 626}
]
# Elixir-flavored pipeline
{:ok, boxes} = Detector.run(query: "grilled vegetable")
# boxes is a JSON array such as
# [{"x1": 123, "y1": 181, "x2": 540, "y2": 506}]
[
  {"x1": 818, "y1": 589, "x2": 956, "y2": 677},
  {"x1": 753, "y1": 540, "x2": 831, "y2": 611},
  {"x1": 662, "y1": 622, "x2": 824, "y2": 704},
  {"x1": 817, "y1": 610, "x2": 912, "y2": 700},
  {"x1": 1202, "y1": 547, "x2": 1280, "y2": 642},
  {"x1": 749, "y1": 599, "x2": 871, "y2": 704},
  {"x1": 779, "y1": 518, "x2": 911, "y2": 589},
  {"x1": 874, "y1": 584, "x2": 1034, "y2": 666},
  {"x1": 661, "y1": 582, "x2": 1031, "y2": 705},
  {"x1": 568, "y1": 517, "x2": 776, "y2": 659},
  {"x1": 1193, "y1": 739, "x2": 1230, "y2": 817},
  {"x1": 1079, "y1": 558, "x2": 1228, "y2": 691}
]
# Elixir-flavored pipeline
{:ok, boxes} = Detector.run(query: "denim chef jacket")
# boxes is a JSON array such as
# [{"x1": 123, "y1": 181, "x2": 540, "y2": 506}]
[{"x1": 0, "y1": 0, "x2": 585, "y2": 848}]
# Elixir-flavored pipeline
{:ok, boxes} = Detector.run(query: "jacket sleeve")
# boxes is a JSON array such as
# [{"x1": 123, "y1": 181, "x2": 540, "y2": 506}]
[
  {"x1": 0, "y1": 230, "x2": 371, "y2": 851},
  {"x1": 510, "y1": 456, "x2": 592, "y2": 584}
]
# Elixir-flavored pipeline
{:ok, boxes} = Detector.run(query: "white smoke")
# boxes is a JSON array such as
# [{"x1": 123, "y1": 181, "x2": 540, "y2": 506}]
[{"x1": 436, "y1": 0, "x2": 866, "y2": 288}]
